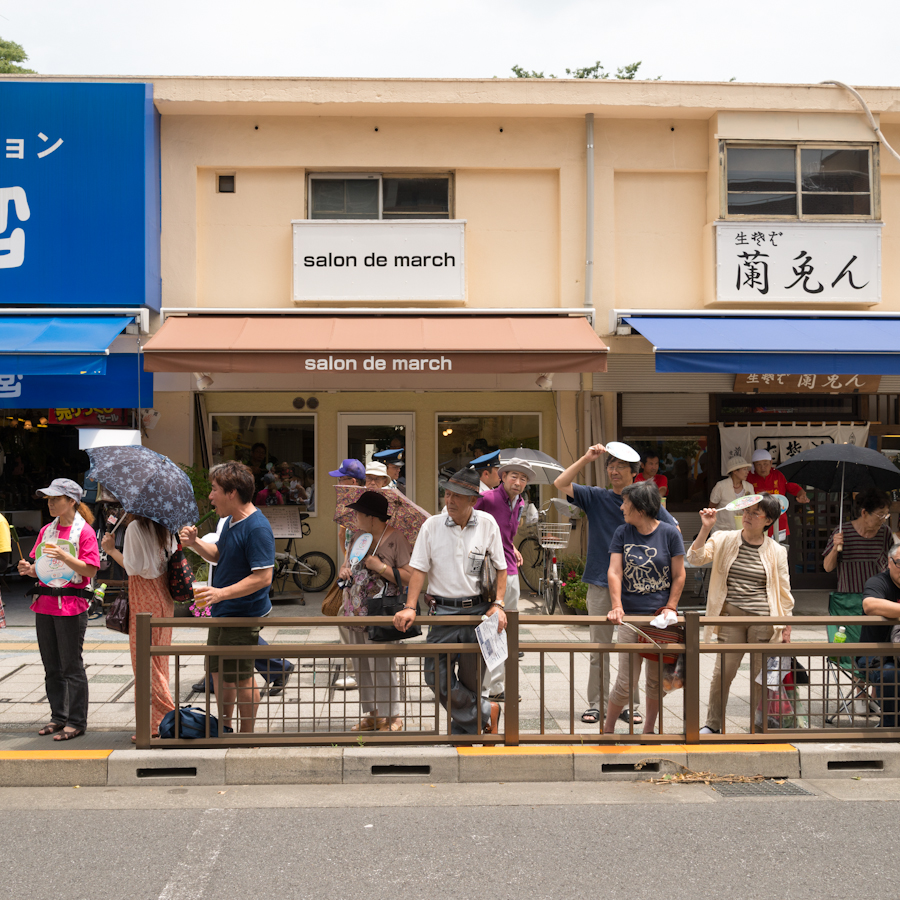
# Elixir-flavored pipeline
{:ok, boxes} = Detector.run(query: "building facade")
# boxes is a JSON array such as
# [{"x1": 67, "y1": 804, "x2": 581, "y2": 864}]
[{"x1": 5, "y1": 75, "x2": 900, "y2": 586}]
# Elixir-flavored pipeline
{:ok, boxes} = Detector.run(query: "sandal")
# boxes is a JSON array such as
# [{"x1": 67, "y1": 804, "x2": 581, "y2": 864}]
[
  {"x1": 38, "y1": 722, "x2": 65, "y2": 736},
  {"x1": 581, "y1": 708, "x2": 601, "y2": 724},
  {"x1": 351, "y1": 717, "x2": 386, "y2": 732},
  {"x1": 377, "y1": 717, "x2": 404, "y2": 732},
  {"x1": 619, "y1": 708, "x2": 643, "y2": 726},
  {"x1": 53, "y1": 728, "x2": 85, "y2": 741}
]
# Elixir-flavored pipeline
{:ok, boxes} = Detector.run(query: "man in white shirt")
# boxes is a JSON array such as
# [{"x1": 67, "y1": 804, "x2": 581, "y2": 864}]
[{"x1": 394, "y1": 467, "x2": 507, "y2": 736}]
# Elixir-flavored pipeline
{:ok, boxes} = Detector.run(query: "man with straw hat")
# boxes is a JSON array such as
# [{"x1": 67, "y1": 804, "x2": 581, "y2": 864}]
[
  {"x1": 555, "y1": 442, "x2": 679, "y2": 728},
  {"x1": 475, "y1": 456, "x2": 535, "y2": 701}
]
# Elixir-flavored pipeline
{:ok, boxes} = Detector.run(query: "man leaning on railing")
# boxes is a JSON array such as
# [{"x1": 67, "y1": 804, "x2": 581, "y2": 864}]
[
  {"x1": 860, "y1": 544, "x2": 900, "y2": 728},
  {"x1": 393, "y1": 467, "x2": 507, "y2": 737},
  {"x1": 180, "y1": 461, "x2": 275, "y2": 734}
]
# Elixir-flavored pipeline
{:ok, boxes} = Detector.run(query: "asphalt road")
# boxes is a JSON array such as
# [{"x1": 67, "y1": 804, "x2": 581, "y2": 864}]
[{"x1": 0, "y1": 781, "x2": 892, "y2": 900}]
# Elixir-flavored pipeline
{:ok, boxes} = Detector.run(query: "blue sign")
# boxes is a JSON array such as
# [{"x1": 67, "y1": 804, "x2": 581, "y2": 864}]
[
  {"x1": 0, "y1": 82, "x2": 160, "y2": 309},
  {"x1": 0, "y1": 354, "x2": 153, "y2": 409}
]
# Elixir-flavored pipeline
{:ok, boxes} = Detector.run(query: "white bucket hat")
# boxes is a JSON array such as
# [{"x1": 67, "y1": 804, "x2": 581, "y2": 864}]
[
  {"x1": 726, "y1": 456, "x2": 750, "y2": 474},
  {"x1": 365, "y1": 461, "x2": 389, "y2": 478}
]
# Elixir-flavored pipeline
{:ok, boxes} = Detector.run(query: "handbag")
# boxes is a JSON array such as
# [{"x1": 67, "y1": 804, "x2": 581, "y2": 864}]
[
  {"x1": 105, "y1": 588, "x2": 130, "y2": 634},
  {"x1": 634, "y1": 608, "x2": 685, "y2": 665},
  {"x1": 167, "y1": 541, "x2": 195, "y2": 604},
  {"x1": 158, "y1": 705, "x2": 234, "y2": 739},
  {"x1": 321, "y1": 580, "x2": 344, "y2": 617},
  {"x1": 480, "y1": 558, "x2": 498, "y2": 605},
  {"x1": 367, "y1": 566, "x2": 422, "y2": 642}
]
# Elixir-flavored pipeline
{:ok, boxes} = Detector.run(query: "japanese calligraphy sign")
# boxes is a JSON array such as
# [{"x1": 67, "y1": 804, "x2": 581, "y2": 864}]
[
  {"x1": 48, "y1": 409, "x2": 124, "y2": 426},
  {"x1": 718, "y1": 423, "x2": 869, "y2": 476},
  {"x1": 716, "y1": 222, "x2": 881, "y2": 304},
  {"x1": 734, "y1": 373, "x2": 881, "y2": 394},
  {"x1": 0, "y1": 83, "x2": 160, "y2": 309}
]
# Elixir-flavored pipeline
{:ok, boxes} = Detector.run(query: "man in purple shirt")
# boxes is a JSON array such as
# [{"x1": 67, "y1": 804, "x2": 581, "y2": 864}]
[{"x1": 475, "y1": 457, "x2": 535, "y2": 700}]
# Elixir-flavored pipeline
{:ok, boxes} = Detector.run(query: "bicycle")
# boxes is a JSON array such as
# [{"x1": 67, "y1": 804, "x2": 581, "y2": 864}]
[
  {"x1": 517, "y1": 502, "x2": 574, "y2": 615},
  {"x1": 272, "y1": 513, "x2": 337, "y2": 596}
]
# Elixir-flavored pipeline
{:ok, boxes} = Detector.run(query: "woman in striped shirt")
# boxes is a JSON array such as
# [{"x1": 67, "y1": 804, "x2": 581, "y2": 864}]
[{"x1": 823, "y1": 489, "x2": 896, "y2": 600}]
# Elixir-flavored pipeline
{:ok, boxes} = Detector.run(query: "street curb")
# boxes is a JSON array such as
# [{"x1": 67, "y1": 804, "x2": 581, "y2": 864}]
[{"x1": 0, "y1": 741, "x2": 870, "y2": 786}]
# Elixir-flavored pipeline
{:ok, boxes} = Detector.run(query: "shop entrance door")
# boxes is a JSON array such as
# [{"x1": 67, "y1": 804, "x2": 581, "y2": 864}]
[{"x1": 337, "y1": 413, "x2": 415, "y2": 501}]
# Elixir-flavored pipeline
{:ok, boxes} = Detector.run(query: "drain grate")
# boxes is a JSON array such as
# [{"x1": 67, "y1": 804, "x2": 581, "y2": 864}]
[{"x1": 713, "y1": 779, "x2": 813, "y2": 797}]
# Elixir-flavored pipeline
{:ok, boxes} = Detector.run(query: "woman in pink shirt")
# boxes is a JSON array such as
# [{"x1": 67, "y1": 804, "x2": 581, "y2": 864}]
[{"x1": 18, "y1": 479, "x2": 100, "y2": 741}]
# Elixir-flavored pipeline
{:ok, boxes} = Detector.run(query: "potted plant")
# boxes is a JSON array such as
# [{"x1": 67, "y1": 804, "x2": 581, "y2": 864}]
[{"x1": 558, "y1": 554, "x2": 588, "y2": 614}]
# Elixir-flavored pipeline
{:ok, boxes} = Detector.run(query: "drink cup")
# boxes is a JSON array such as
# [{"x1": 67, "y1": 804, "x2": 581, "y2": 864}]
[
  {"x1": 192, "y1": 581, "x2": 209, "y2": 608},
  {"x1": 734, "y1": 515, "x2": 743, "y2": 531}
]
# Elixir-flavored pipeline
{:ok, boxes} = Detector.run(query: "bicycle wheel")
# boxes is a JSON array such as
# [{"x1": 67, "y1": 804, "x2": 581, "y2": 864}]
[
  {"x1": 517, "y1": 537, "x2": 542, "y2": 593},
  {"x1": 294, "y1": 551, "x2": 336, "y2": 593},
  {"x1": 541, "y1": 578, "x2": 559, "y2": 615}
]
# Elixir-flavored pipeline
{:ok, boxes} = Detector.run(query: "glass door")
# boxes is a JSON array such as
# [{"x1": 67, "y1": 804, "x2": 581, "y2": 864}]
[{"x1": 337, "y1": 413, "x2": 415, "y2": 501}]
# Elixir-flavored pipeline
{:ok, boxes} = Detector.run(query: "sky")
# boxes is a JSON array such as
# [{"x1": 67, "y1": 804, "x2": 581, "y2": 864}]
[{"x1": 1, "y1": 0, "x2": 899, "y2": 87}]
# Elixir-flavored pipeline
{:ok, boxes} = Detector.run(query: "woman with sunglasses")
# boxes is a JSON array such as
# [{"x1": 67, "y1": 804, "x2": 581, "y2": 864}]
[
  {"x1": 688, "y1": 493, "x2": 795, "y2": 734},
  {"x1": 824, "y1": 488, "x2": 896, "y2": 612}
]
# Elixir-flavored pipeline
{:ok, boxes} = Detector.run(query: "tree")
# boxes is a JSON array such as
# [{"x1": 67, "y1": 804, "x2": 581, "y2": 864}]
[
  {"x1": 511, "y1": 60, "x2": 654, "y2": 80},
  {"x1": 0, "y1": 37, "x2": 36, "y2": 74}
]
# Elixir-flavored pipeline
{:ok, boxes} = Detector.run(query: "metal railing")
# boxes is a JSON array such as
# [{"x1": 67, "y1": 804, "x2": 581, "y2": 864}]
[{"x1": 134, "y1": 611, "x2": 900, "y2": 749}]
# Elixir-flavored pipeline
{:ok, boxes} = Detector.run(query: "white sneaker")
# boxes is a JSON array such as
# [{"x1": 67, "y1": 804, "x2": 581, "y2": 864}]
[
  {"x1": 333, "y1": 676, "x2": 358, "y2": 690},
  {"x1": 699, "y1": 726, "x2": 720, "y2": 735}
]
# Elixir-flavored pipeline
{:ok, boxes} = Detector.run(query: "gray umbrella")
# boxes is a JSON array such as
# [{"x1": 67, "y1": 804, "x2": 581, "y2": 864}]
[{"x1": 469, "y1": 448, "x2": 564, "y2": 485}]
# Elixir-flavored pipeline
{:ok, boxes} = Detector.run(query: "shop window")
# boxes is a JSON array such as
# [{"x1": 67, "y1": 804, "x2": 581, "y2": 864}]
[
  {"x1": 210, "y1": 414, "x2": 317, "y2": 514},
  {"x1": 309, "y1": 174, "x2": 451, "y2": 220},
  {"x1": 623, "y1": 435, "x2": 709, "y2": 514},
  {"x1": 723, "y1": 144, "x2": 875, "y2": 218},
  {"x1": 717, "y1": 394, "x2": 860, "y2": 422},
  {"x1": 437, "y1": 413, "x2": 541, "y2": 506}
]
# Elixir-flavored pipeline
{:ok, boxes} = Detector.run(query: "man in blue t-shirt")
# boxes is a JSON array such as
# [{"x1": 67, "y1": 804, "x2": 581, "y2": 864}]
[
  {"x1": 555, "y1": 442, "x2": 679, "y2": 727},
  {"x1": 181, "y1": 461, "x2": 275, "y2": 734}
]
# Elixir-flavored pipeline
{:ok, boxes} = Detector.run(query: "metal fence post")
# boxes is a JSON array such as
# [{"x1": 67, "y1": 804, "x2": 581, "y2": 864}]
[
  {"x1": 135, "y1": 613, "x2": 152, "y2": 749},
  {"x1": 684, "y1": 611, "x2": 701, "y2": 743},
  {"x1": 505, "y1": 610, "x2": 520, "y2": 746}
]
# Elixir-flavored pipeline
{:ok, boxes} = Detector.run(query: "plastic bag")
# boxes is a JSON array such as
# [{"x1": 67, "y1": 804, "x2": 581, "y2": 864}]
[
  {"x1": 755, "y1": 687, "x2": 794, "y2": 728},
  {"x1": 662, "y1": 654, "x2": 685, "y2": 692}
]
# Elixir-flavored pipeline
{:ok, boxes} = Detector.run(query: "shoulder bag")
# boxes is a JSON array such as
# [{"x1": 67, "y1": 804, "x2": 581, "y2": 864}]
[
  {"x1": 167, "y1": 541, "x2": 195, "y2": 604},
  {"x1": 321, "y1": 580, "x2": 344, "y2": 617},
  {"x1": 367, "y1": 567, "x2": 422, "y2": 642},
  {"x1": 105, "y1": 586, "x2": 130, "y2": 634}
]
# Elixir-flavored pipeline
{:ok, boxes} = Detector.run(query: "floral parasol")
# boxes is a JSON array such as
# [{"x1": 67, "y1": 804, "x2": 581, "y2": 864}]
[{"x1": 333, "y1": 485, "x2": 431, "y2": 547}]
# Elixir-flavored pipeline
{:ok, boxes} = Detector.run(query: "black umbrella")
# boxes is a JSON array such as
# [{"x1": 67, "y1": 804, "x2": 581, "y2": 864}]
[{"x1": 777, "y1": 442, "x2": 900, "y2": 528}]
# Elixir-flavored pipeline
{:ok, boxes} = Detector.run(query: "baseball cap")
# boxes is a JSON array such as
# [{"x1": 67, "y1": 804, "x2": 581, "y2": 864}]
[
  {"x1": 37, "y1": 478, "x2": 83, "y2": 503},
  {"x1": 328, "y1": 459, "x2": 366, "y2": 480}
]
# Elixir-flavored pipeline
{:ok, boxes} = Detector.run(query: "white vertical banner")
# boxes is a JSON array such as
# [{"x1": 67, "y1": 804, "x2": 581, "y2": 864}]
[{"x1": 718, "y1": 423, "x2": 869, "y2": 476}]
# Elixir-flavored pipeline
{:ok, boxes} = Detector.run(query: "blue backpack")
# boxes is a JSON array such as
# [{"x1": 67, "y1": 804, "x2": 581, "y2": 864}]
[{"x1": 158, "y1": 705, "x2": 233, "y2": 739}]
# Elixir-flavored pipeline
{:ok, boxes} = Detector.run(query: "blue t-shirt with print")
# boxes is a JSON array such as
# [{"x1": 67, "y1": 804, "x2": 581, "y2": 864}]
[
  {"x1": 609, "y1": 522, "x2": 684, "y2": 614},
  {"x1": 211, "y1": 509, "x2": 275, "y2": 618},
  {"x1": 570, "y1": 483, "x2": 679, "y2": 588}
]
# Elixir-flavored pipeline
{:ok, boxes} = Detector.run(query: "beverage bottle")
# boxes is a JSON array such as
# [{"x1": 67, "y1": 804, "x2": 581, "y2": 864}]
[
  {"x1": 830, "y1": 625, "x2": 847, "y2": 662},
  {"x1": 93, "y1": 583, "x2": 108, "y2": 604}
]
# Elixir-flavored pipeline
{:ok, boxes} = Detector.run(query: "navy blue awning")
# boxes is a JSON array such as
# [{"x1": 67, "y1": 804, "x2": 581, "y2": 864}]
[
  {"x1": 623, "y1": 316, "x2": 900, "y2": 375},
  {"x1": 0, "y1": 316, "x2": 133, "y2": 376}
]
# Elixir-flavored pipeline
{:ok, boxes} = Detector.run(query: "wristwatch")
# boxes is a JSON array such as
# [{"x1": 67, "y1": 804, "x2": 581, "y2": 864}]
[{"x1": 491, "y1": 601, "x2": 505, "y2": 610}]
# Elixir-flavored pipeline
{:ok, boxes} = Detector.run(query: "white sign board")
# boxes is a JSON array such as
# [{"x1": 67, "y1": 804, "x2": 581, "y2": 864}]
[
  {"x1": 78, "y1": 428, "x2": 141, "y2": 449},
  {"x1": 716, "y1": 222, "x2": 881, "y2": 304},
  {"x1": 292, "y1": 220, "x2": 466, "y2": 302},
  {"x1": 259, "y1": 506, "x2": 305, "y2": 538}
]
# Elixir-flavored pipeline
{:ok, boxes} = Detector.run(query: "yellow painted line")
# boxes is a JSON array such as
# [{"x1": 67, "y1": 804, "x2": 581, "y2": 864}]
[
  {"x1": 570, "y1": 745, "x2": 686, "y2": 755},
  {"x1": 682, "y1": 743, "x2": 798, "y2": 753},
  {"x1": 457, "y1": 746, "x2": 577, "y2": 756},
  {"x1": 0, "y1": 750, "x2": 112, "y2": 760}
]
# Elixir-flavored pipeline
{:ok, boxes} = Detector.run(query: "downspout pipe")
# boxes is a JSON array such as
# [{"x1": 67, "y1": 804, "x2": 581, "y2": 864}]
[{"x1": 584, "y1": 113, "x2": 595, "y2": 309}]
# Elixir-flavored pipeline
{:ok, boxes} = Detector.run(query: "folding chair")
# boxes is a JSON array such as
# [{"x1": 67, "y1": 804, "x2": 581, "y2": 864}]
[{"x1": 825, "y1": 591, "x2": 880, "y2": 725}]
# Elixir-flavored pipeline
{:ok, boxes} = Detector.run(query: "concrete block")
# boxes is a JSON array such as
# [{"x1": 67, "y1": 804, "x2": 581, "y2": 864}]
[
  {"x1": 343, "y1": 747, "x2": 458, "y2": 784},
  {"x1": 226, "y1": 747, "x2": 342, "y2": 785},
  {"x1": 457, "y1": 747, "x2": 573, "y2": 783},
  {"x1": 798, "y1": 742, "x2": 900, "y2": 779},
  {"x1": 685, "y1": 743, "x2": 800, "y2": 779},
  {"x1": 0, "y1": 752, "x2": 108, "y2": 787},
  {"x1": 573, "y1": 746, "x2": 688, "y2": 782},
  {"x1": 107, "y1": 749, "x2": 227, "y2": 786}
]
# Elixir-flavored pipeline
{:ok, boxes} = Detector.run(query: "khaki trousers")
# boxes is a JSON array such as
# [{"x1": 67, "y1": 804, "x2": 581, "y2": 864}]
[{"x1": 586, "y1": 584, "x2": 640, "y2": 713}]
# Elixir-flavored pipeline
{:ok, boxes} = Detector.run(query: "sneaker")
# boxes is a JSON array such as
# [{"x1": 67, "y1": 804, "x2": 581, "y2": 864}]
[
  {"x1": 699, "y1": 726, "x2": 720, "y2": 734},
  {"x1": 518, "y1": 652, "x2": 525, "y2": 659},
  {"x1": 488, "y1": 691, "x2": 522, "y2": 702},
  {"x1": 333, "y1": 675, "x2": 358, "y2": 690},
  {"x1": 267, "y1": 670, "x2": 293, "y2": 697},
  {"x1": 191, "y1": 680, "x2": 213, "y2": 694}
]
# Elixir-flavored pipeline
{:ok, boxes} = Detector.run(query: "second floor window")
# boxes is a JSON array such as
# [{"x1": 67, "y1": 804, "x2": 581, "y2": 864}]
[
  {"x1": 309, "y1": 175, "x2": 451, "y2": 220},
  {"x1": 724, "y1": 144, "x2": 875, "y2": 219}
]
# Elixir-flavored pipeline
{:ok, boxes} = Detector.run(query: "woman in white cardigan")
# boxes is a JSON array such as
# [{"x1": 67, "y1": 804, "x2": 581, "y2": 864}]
[
  {"x1": 687, "y1": 493, "x2": 795, "y2": 734},
  {"x1": 708, "y1": 456, "x2": 753, "y2": 532}
]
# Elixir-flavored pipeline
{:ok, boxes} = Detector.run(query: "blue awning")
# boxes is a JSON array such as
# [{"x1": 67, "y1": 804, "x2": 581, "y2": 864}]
[
  {"x1": 623, "y1": 316, "x2": 900, "y2": 375},
  {"x1": 0, "y1": 316, "x2": 133, "y2": 376}
]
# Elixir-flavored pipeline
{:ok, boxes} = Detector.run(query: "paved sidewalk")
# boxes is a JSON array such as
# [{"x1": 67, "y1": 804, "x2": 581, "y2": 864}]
[{"x1": 0, "y1": 579, "x2": 841, "y2": 741}]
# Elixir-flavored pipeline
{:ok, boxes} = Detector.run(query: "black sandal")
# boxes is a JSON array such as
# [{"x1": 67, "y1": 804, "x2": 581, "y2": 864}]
[
  {"x1": 53, "y1": 728, "x2": 85, "y2": 741},
  {"x1": 581, "y1": 708, "x2": 601, "y2": 724},
  {"x1": 38, "y1": 722, "x2": 65, "y2": 736}
]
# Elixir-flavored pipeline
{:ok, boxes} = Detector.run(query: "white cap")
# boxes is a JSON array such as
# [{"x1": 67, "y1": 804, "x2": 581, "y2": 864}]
[
  {"x1": 751, "y1": 449, "x2": 773, "y2": 463},
  {"x1": 365, "y1": 461, "x2": 388, "y2": 478}
]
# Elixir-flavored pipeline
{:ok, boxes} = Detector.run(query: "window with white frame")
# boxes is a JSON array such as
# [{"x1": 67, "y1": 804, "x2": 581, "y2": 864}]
[
  {"x1": 723, "y1": 143, "x2": 877, "y2": 219},
  {"x1": 210, "y1": 413, "x2": 317, "y2": 514},
  {"x1": 309, "y1": 174, "x2": 451, "y2": 220}
]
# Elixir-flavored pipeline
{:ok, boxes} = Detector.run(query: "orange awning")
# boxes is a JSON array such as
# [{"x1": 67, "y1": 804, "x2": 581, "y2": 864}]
[{"x1": 143, "y1": 315, "x2": 607, "y2": 375}]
